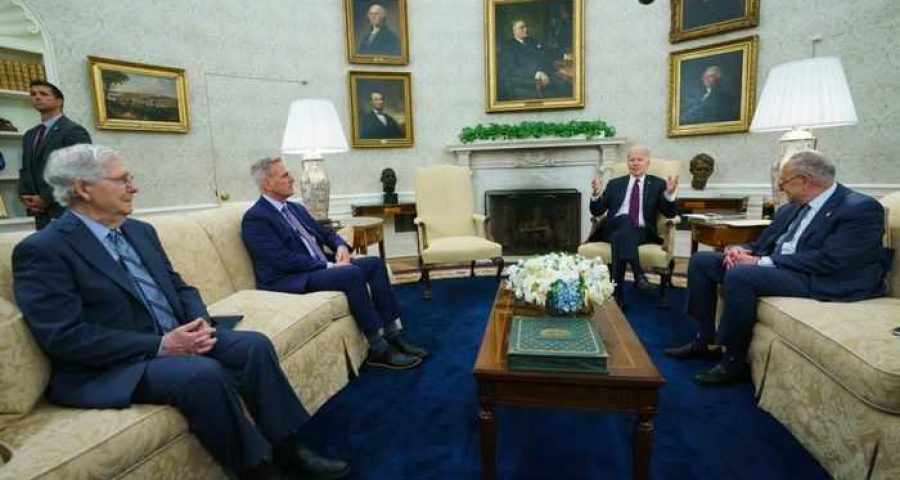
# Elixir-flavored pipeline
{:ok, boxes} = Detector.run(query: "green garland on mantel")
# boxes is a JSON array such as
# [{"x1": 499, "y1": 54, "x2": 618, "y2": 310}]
[{"x1": 457, "y1": 119, "x2": 616, "y2": 144}]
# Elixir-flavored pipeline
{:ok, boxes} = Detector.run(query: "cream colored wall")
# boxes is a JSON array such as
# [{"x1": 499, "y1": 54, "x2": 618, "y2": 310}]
[{"x1": 18, "y1": 0, "x2": 900, "y2": 214}]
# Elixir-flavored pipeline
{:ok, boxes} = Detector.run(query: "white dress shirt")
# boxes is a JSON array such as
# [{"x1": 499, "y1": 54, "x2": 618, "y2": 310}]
[{"x1": 758, "y1": 182, "x2": 837, "y2": 267}]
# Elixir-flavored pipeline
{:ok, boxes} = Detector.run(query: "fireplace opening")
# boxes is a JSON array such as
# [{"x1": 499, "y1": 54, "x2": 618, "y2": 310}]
[{"x1": 485, "y1": 189, "x2": 581, "y2": 255}]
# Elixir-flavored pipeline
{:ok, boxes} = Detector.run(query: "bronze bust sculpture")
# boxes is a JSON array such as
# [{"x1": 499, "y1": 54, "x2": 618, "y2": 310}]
[
  {"x1": 381, "y1": 167, "x2": 398, "y2": 204},
  {"x1": 689, "y1": 153, "x2": 715, "y2": 190}
]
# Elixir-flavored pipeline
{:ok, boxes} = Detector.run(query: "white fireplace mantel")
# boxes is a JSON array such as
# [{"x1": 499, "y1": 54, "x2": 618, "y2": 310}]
[{"x1": 446, "y1": 137, "x2": 626, "y2": 174}]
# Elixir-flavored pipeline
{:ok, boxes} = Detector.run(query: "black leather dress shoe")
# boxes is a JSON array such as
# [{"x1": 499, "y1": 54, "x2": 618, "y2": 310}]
[
  {"x1": 239, "y1": 462, "x2": 296, "y2": 480},
  {"x1": 387, "y1": 333, "x2": 428, "y2": 358},
  {"x1": 275, "y1": 445, "x2": 350, "y2": 480},
  {"x1": 634, "y1": 275, "x2": 655, "y2": 292},
  {"x1": 693, "y1": 363, "x2": 750, "y2": 386},
  {"x1": 366, "y1": 345, "x2": 422, "y2": 370},
  {"x1": 663, "y1": 341, "x2": 721, "y2": 360}
]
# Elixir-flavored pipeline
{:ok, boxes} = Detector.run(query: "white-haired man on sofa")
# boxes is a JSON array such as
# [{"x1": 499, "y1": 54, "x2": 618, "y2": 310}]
[{"x1": 12, "y1": 144, "x2": 349, "y2": 480}]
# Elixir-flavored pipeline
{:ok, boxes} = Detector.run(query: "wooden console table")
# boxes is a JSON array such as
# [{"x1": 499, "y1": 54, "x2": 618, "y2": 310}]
[
  {"x1": 342, "y1": 216, "x2": 385, "y2": 258},
  {"x1": 351, "y1": 201, "x2": 417, "y2": 233},
  {"x1": 690, "y1": 220, "x2": 770, "y2": 253}
]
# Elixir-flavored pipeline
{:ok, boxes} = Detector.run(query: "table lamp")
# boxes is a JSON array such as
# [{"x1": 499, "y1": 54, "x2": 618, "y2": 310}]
[
  {"x1": 281, "y1": 99, "x2": 349, "y2": 221},
  {"x1": 750, "y1": 56, "x2": 857, "y2": 207}
]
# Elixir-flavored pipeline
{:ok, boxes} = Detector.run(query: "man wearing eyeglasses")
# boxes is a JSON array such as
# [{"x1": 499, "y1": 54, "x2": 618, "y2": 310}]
[
  {"x1": 13, "y1": 144, "x2": 349, "y2": 480},
  {"x1": 665, "y1": 150, "x2": 890, "y2": 385}
]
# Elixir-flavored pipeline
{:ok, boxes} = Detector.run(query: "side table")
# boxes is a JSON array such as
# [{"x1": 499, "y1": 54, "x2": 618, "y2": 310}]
[
  {"x1": 690, "y1": 220, "x2": 770, "y2": 253},
  {"x1": 342, "y1": 216, "x2": 385, "y2": 258}
]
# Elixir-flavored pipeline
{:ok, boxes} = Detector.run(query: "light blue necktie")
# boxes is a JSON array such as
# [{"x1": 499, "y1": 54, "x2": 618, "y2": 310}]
[
  {"x1": 108, "y1": 230, "x2": 179, "y2": 333},
  {"x1": 281, "y1": 206, "x2": 327, "y2": 262}
]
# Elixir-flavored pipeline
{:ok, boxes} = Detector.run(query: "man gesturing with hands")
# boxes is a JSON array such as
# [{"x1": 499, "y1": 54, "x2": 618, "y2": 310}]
[{"x1": 13, "y1": 144, "x2": 349, "y2": 480}]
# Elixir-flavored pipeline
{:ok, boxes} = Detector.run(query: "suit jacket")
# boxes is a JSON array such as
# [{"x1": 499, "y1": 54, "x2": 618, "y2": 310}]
[
  {"x1": 499, "y1": 37, "x2": 558, "y2": 100},
  {"x1": 12, "y1": 211, "x2": 208, "y2": 408},
  {"x1": 357, "y1": 26, "x2": 400, "y2": 56},
  {"x1": 18, "y1": 116, "x2": 92, "y2": 218},
  {"x1": 241, "y1": 198, "x2": 350, "y2": 293},
  {"x1": 588, "y1": 174, "x2": 678, "y2": 242},
  {"x1": 744, "y1": 184, "x2": 890, "y2": 301},
  {"x1": 680, "y1": 86, "x2": 739, "y2": 125},
  {"x1": 360, "y1": 110, "x2": 403, "y2": 139}
]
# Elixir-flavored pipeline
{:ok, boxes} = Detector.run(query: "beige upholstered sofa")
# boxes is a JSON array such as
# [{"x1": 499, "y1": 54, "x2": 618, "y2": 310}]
[
  {"x1": 747, "y1": 192, "x2": 900, "y2": 480},
  {"x1": 0, "y1": 204, "x2": 369, "y2": 480}
]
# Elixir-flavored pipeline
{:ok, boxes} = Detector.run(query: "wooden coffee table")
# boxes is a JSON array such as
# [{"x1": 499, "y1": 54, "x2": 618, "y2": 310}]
[{"x1": 473, "y1": 285, "x2": 664, "y2": 480}]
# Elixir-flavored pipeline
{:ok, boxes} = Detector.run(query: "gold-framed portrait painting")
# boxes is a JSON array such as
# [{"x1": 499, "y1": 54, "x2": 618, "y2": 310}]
[
  {"x1": 344, "y1": 0, "x2": 409, "y2": 65},
  {"x1": 485, "y1": 0, "x2": 583, "y2": 113},
  {"x1": 87, "y1": 56, "x2": 189, "y2": 133},
  {"x1": 668, "y1": 35, "x2": 757, "y2": 138},
  {"x1": 349, "y1": 71, "x2": 413, "y2": 148},
  {"x1": 670, "y1": 0, "x2": 759, "y2": 43}
]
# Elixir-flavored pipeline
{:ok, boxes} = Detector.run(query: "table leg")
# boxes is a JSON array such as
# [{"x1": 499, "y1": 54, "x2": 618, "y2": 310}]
[
  {"x1": 358, "y1": 244, "x2": 369, "y2": 255},
  {"x1": 378, "y1": 239, "x2": 386, "y2": 259},
  {"x1": 633, "y1": 411, "x2": 655, "y2": 480},
  {"x1": 478, "y1": 403, "x2": 497, "y2": 480}
]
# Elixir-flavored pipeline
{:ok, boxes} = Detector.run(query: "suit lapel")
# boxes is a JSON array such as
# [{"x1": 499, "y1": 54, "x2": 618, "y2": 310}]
[
  {"x1": 59, "y1": 213, "x2": 141, "y2": 301},
  {"x1": 34, "y1": 116, "x2": 67, "y2": 161},
  {"x1": 120, "y1": 220, "x2": 185, "y2": 321},
  {"x1": 797, "y1": 184, "x2": 847, "y2": 247}
]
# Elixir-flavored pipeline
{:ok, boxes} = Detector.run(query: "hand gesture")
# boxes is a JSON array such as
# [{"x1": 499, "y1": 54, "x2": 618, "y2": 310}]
[
  {"x1": 590, "y1": 177, "x2": 603, "y2": 197},
  {"x1": 665, "y1": 175, "x2": 679, "y2": 195},
  {"x1": 161, "y1": 318, "x2": 217, "y2": 356},
  {"x1": 334, "y1": 245, "x2": 352, "y2": 265}
]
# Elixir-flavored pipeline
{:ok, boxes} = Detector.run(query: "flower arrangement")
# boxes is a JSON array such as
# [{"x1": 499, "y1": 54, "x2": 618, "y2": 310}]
[{"x1": 506, "y1": 253, "x2": 615, "y2": 314}]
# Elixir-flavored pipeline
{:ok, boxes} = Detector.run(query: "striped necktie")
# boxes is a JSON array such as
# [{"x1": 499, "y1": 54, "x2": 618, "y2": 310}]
[
  {"x1": 108, "y1": 230, "x2": 179, "y2": 333},
  {"x1": 281, "y1": 206, "x2": 327, "y2": 262}
]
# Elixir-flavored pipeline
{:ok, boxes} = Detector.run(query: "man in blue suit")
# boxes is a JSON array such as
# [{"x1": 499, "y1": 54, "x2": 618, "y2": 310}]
[
  {"x1": 666, "y1": 150, "x2": 890, "y2": 385},
  {"x1": 13, "y1": 144, "x2": 349, "y2": 480},
  {"x1": 241, "y1": 157, "x2": 426, "y2": 370},
  {"x1": 588, "y1": 146, "x2": 679, "y2": 305}
]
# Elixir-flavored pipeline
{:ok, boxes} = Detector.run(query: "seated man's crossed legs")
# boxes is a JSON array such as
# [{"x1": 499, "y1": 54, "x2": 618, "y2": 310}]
[
  {"x1": 306, "y1": 255, "x2": 427, "y2": 369},
  {"x1": 665, "y1": 251, "x2": 811, "y2": 385}
]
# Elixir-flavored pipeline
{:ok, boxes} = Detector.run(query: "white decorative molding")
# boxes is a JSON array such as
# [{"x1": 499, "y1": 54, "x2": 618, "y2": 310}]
[{"x1": 446, "y1": 137, "x2": 626, "y2": 174}]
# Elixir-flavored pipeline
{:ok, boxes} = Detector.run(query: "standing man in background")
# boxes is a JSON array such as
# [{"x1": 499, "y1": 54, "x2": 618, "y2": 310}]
[
  {"x1": 588, "y1": 146, "x2": 679, "y2": 306},
  {"x1": 19, "y1": 80, "x2": 92, "y2": 229}
]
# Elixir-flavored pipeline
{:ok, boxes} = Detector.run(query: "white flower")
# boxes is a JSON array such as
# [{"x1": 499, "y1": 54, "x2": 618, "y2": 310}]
[{"x1": 506, "y1": 253, "x2": 614, "y2": 309}]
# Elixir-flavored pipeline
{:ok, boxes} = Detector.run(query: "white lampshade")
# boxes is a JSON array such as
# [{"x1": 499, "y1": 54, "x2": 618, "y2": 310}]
[
  {"x1": 750, "y1": 57, "x2": 857, "y2": 132},
  {"x1": 281, "y1": 99, "x2": 349, "y2": 158}
]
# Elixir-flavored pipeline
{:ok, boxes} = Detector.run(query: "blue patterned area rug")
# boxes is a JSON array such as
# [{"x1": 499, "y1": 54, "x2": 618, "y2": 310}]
[{"x1": 300, "y1": 277, "x2": 830, "y2": 480}]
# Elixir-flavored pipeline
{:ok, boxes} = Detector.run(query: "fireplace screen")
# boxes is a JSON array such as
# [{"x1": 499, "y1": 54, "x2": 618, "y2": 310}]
[{"x1": 485, "y1": 189, "x2": 581, "y2": 255}]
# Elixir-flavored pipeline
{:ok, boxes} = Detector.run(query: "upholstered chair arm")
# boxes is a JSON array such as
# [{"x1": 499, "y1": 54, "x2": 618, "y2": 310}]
[
  {"x1": 414, "y1": 217, "x2": 429, "y2": 253},
  {"x1": 472, "y1": 214, "x2": 495, "y2": 240},
  {"x1": 658, "y1": 215, "x2": 681, "y2": 253}
]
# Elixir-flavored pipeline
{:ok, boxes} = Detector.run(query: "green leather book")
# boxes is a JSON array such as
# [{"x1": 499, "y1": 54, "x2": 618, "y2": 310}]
[{"x1": 507, "y1": 315, "x2": 608, "y2": 374}]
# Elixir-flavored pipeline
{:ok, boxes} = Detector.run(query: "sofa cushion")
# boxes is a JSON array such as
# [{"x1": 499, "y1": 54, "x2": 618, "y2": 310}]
[
  {"x1": 422, "y1": 237, "x2": 502, "y2": 264},
  {"x1": 0, "y1": 231, "x2": 36, "y2": 305},
  {"x1": 190, "y1": 203, "x2": 258, "y2": 292},
  {"x1": 0, "y1": 298, "x2": 49, "y2": 422},
  {"x1": 208, "y1": 290, "x2": 350, "y2": 357},
  {"x1": 757, "y1": 296, "x2": 900, "y2": 413},
  {"x1": 141, "y1": 214, "x2": 236, "y2": 305},
  {"x1": 0, "y1": 402, "x2": 187, "y2": 480}
]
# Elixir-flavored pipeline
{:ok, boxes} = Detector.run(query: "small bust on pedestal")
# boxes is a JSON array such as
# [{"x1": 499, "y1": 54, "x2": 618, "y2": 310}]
[
  {"x1": 689, "y1": 153, "x2": 715, "y2": 190},
  {"x1": 381, "y1": 167, "x2": 398, "y2": 204}
]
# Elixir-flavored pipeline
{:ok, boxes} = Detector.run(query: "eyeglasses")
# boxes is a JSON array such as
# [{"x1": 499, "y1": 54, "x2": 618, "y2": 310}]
[
  {"x1": 103, "y1": 174, "x2": 136, "y2": 188},
  {"x1": 777, "y1": 174, "x2": 805, "y2": 190}
]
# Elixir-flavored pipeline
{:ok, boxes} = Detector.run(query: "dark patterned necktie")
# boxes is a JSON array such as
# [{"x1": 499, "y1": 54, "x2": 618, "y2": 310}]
[
  {"x1": 108, "y1": 230, "x2": 179, "y2": 333},
  {"x1": 629, "y1": 178, "x2": 641, "y2": 228},
  {"x1": 281, "y1": 206, "x2": 327, "y2": 261},
  {"x1": 33, "y1": 125, "x2": 46, "y2": 151},
  {"x1": 775, "y1": 204, "x2": 811, "y2": 253}
]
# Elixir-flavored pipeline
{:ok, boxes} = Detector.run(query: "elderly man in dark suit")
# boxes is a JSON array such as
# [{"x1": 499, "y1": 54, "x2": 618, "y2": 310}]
[
  {"x1": 589, "y1": 145, "x2": 679, "y2": 305},
  {"x1": 13, "y1": 144, "x2": 349, "y2": 480},
  {"x1": 241, "y1": 157, "x2": 426, "y2": 370},
  {"x1": 499, "y1": 19, "x2": 570, "y2": 101},
  {"x1": 356, "y1": 3, "x2": 400, "y2": 56},
  {"x1": 679, "y1": 65, "x2": 740, "y2": 125},
  {"x1": 18, "y1": 80, "x2": 92, "y2": 229},
  {"x1": 666, "y1": 150, "x2": 890, "y2": 385}
]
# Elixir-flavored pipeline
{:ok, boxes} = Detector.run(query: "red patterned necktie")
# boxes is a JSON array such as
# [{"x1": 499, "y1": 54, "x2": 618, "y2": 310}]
[
  {"x1": 629, "y1": 177, "x2": 641, "y2": 228},
  {"x1": 33, "y1": 125, "x2": 47, "y2": 150}
]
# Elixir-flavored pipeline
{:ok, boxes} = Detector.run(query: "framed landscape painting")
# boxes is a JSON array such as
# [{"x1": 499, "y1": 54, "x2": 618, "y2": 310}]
[
  {"x1": 485, "y1": 0, "x2": 583, "y2": 112},
  {"x1": 668, "y1": 36, "x2": 757, "y2": 137},
  {"x1": 88, "y1": 56, "x2": 189, "y2": 133},
  {"x1": 344, "y1": 0, "x2": 409, "y2": 65},
  {"x1": 670, "y1": 0, "x2": 759, "y2": 43},
  {"x1": 348, "y1": 71, "x2": 413, "y2": 148}
]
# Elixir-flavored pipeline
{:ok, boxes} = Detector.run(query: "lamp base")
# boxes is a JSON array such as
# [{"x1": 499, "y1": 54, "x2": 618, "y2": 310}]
[
  {"x1": 770, "y1": 128, "x2": 817, "y2": 209},
  {"x1": 299, "y1": 158, "x2": 330, "y2": 221}
]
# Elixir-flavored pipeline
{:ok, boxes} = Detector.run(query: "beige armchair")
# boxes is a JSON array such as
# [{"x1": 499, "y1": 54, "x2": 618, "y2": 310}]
[
  {"x1": 577, "y1": 159, "x2": 681, "y2": 307},
  {"x1": 414, "y1": 165, "x2": 504, "y2": 299}
]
